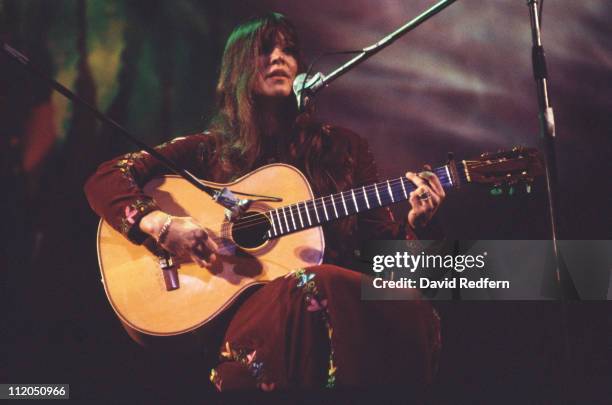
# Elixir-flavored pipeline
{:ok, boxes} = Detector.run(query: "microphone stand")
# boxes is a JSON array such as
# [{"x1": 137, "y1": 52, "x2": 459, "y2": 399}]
[
  {"x1": 526, "y1": 1, "x2": 579, "y2": 300},
  {"x1": 528, "y1": 1, "x2": 578, "y2": 397},
  {"x1": 296, "y1": 0, "x2": 457, "y2": 107}
]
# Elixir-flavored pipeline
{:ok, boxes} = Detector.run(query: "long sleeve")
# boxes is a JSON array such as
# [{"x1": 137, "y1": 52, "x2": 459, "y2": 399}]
[{"x1": 84, "y1": 133, "x2": 214, "y2": 244}]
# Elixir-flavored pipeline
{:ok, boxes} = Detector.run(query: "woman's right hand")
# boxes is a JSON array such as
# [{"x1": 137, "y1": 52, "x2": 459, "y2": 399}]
[{"x1": 140, "y1": 210, "x2": 218, "y2": 268}]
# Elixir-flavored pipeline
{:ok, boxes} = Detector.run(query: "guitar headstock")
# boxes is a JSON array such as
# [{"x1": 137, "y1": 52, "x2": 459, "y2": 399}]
[{"x1": 462, "y1": 147, "x2": 544, "y2": 194}]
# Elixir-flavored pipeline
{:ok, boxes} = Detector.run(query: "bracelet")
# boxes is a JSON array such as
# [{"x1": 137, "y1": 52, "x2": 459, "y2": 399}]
[{"x1": 157, "y1": 215, "x2": 173, "y2": 244}]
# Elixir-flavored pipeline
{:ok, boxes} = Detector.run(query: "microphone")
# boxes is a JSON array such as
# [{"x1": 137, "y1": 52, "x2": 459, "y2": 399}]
[{"x1": 293, "y1": 72, "x2": 325, "y2": 110}]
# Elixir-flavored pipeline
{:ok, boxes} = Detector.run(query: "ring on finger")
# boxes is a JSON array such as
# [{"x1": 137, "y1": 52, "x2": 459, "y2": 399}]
[
  {"x1": 193, "y1": 243, "x2": 209, "y2": 258},
  {"x1": 417, "y1": 191, "x2": 431, "y2": 201}
]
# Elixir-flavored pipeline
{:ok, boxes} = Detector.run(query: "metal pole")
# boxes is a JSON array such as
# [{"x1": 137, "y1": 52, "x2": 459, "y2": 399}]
[{"x1": 526, "y1": 0, "x2": 579, "y2": 299}]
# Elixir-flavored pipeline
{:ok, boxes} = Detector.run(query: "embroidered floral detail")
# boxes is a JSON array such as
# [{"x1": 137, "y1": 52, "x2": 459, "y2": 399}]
[
  {"x1": 250, "y1": 361, "x2": 264, "y2": 378},
  {"x1": 306, "y1": 297, "x2": 328, "y2": 312},
  {"x1": 220, "y1": 341, "x2": 233, "y2": 359},
  {"x1": 114, "y1": 152, "x2": 147, "y2": 190},
  {"x1": 119, "y1": 219, "x2": 130, "y2": 236},
  {"x1": 209, "y1": 368, "x2": 222, "y2": 391},
  {"x1": 296, "y1": 272, "x2": 315, "y2": 287},
  {"x1": 291, "y1": 268, "x2": 337, "y2": 388},
  {"x1": 212, "y1": 341, "x2": 273, "y2": 392},
  {"x1": 246, "y1": 350, "x2": 257, "y2": 364},
  {"x1": 124, "y1": 206, "x2": 138, "y2": 225},
  {"x1": 118, "y1": 198, "x2": 158, "y2": 236}
]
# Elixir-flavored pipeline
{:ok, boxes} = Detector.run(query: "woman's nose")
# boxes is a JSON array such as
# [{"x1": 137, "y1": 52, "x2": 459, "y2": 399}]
[{"x1": 269, "y1": 47, "x2": 286, "y2": 64}]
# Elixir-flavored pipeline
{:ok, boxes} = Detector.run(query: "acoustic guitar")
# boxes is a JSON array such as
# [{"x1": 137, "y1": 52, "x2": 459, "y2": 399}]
[{"x1": 96, "y1": 147, "x2": 542, "y2": 344}]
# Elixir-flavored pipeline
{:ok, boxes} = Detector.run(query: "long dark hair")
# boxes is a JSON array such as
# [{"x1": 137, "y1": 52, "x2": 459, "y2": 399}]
[
  {"x1": 209, "y1": 13, "x2": 356, "y2": 198},
  {"x1": 209, "y1": 13, "x2": 301, "y2": 171}
]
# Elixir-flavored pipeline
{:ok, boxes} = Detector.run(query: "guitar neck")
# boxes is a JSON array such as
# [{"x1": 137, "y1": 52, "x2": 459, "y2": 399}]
[{"x1": 265, "y1": 160, "x2": 469, "y2": 239}]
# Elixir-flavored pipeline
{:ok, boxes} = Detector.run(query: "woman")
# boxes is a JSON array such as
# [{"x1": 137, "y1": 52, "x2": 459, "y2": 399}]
[{"x1": 85, "y1": 13, "x2": 444, "y2": 392}]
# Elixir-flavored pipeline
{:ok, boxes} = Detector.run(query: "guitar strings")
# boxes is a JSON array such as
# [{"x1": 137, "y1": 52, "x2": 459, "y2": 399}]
[
  {"x1": 224, "y1": 160, "x2": 532, "y2": 235},
  {"x1": 203, "y1": 173, "x2": 426, "y2": 245},
  {"x1": 173, "y1": 159, "x2": 525, "y2": 251},
  {"x1": 197, "y1": 167, "x2": 453, "y2": 234},
  {"x1": 213, "y1": 168, "x2": 451, "y2": 232},
  {"x1": 168, "y1": 159, "x2": 527, "y2": 245},
  {"x1": 214, "y1": 176, "x2": 427, "y2": 231}
]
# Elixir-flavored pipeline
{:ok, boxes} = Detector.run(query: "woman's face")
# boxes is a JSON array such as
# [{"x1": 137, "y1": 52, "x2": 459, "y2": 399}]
[{"x1": 254, "y1": 36, "x2": 298, "y2": 99}]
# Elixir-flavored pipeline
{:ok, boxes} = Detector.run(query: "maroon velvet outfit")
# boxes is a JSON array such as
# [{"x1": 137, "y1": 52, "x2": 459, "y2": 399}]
[{"x1": 84, "y1": 126, "x2": 441, "y2": 392}]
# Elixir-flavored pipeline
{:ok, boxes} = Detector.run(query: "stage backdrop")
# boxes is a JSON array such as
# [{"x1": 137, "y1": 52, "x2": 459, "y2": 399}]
[
  {"x1": 3, "y1": 0, "x2": 611, "y2": 239},
  {"x1": 2, "y1": 0, "x2": 611, "y2": 401}
]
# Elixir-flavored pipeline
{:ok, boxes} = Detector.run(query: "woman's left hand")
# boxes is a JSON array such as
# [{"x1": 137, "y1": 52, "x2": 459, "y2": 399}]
[{"x1": 405, "y1": 165, "x2": 446, "y2": 229}]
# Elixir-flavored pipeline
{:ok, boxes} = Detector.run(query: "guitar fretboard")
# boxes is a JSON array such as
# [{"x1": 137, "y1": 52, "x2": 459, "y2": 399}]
[{"x1": 265, "y1": 162, "x2": 468, "y2": 239}]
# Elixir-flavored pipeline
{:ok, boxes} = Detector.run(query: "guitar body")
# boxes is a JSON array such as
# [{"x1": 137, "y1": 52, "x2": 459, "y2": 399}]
[{"x1": 97, "y1": 164, "x2": 324, "y2": 343}]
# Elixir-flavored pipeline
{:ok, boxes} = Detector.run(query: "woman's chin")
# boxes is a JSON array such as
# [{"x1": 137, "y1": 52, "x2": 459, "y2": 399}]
[{"x1": 256, "y1": 89, "x2": 293, "y2": 101}]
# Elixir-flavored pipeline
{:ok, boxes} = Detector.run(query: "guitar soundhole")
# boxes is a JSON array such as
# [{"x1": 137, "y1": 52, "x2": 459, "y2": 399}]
[{"x1": 231, "y1": 211, "x2": 272, "y2": 249}]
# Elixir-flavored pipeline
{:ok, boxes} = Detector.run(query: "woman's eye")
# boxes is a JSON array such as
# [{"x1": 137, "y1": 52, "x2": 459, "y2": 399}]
[{"x1": 261, "y1": 44, "x2": 273, "y2": 55}]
